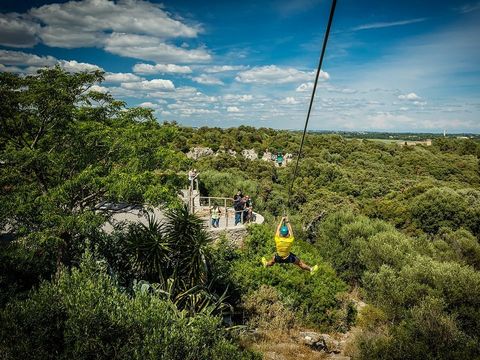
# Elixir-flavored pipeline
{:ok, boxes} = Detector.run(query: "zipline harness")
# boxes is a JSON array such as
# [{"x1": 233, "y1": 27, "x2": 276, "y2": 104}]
[{"x1": 286, "y1": 0, "x2": 338, "y2": 210}]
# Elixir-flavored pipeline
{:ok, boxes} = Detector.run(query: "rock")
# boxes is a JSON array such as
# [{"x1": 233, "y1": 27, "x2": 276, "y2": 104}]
[
  {"x1": 284, "y1": 153, "x2": 293, "y2": 164},
  {"x1": 298, "y1": 331, "x2": 325, "y2": 351},
  {"x1": 323, "y1": 334, "x2": 341, "y2": 354},
  {"x1": 227, "y1": 149, "x2": 237, "y2": 157},
  {"x1": 351, "y1": 299, "x2": 367, "y2": 312},
  {"x1": 298, "y1": 332, "x2": 342, "y2": 353},
  {"x1": 262, "y1": 151, "x2": 273, "y2": 161},
  {"x1": 186, "y1": 147, "x2": 214, "y2": 160},
  {"x1": 241, "y1": 149, "x2": 258, "y2": 160}
]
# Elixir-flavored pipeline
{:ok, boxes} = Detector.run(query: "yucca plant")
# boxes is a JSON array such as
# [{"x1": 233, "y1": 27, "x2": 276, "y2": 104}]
[
  {"x1": 164, "y1": 205, "x2": 212, "y2": 288},
  {"x1": 133, "y1": 278, "x2": 232, "y2": 318},
  {"x1": 125, "y1": 212, "x2": 171, "y2": 285}
]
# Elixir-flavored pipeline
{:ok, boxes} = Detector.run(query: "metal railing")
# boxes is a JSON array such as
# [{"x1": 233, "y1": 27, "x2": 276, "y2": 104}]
[{"x1": 189, "y1": 195, "x2": 256, "y2": 229}]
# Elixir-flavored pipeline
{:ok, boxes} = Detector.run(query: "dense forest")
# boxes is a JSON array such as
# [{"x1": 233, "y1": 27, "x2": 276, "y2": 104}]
[{"x1": 1, "y1": 68, "x2": 479, "y2": 359}]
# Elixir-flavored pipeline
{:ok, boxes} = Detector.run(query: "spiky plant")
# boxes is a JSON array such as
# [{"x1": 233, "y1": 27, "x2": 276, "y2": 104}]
[
  {"x1": 125, "y1": 212, "x2": 171, "y2": 284},
  {"x1": 164, "y1": 205, "x2": 212, "y2": 288}
]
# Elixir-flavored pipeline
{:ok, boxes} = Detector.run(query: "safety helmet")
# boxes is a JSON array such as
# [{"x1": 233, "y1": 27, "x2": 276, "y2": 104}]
[{"x1": 280, "y1": 225, "x2": 289, "y2": 236}]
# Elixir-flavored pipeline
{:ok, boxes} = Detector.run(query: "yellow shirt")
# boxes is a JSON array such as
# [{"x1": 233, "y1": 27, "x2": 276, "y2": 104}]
[{"x1": 274, "y1": 235, "x2": 295, "y2": 258}]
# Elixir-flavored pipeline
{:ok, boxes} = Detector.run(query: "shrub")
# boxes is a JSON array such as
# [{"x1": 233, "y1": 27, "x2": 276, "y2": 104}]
[
  {"x1": 231, "y1": 224, "x2": 350, "y2": 329},
  {"x1": 242, "y1": 285, "x2": 296, "y2": 331},
  {"x1": 409, "y1": 187, "x2": 469, "y2": 234},
  {"x1": 315, "y1": 211, "x2": 393, "y2": 284},
  {"x1": 0, "y1": 250, "x2": 259, "y2": 360}
]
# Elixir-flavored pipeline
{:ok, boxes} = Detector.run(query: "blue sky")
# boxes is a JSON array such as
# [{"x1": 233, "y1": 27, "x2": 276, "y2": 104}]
[{"x1": 1, "y1": 0, "x2": 479, "y2": 132}]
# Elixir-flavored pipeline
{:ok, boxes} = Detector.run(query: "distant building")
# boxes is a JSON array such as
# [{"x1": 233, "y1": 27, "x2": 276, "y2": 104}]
[{"x1": 398, "y1": 139, "x2": 432, "y2": 147}]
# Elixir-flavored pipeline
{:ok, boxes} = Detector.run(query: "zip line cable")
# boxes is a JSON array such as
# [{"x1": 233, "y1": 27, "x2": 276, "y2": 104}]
[{"x1": 286, "y1": 0, "x2": 338, "y2": 209}]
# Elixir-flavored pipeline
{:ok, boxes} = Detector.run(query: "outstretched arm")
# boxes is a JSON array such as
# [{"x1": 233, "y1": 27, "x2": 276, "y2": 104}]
[
  {"x1": 275, "y1": 216, "x2": 285, "y2": 236},
  {"x1": 285, "y1": 217, "x2": 294, "y2": 237}
]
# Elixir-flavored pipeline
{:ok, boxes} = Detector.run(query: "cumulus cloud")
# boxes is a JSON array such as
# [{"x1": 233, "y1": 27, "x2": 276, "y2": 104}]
[
  {"x1": 278, "y1": 97, "x2": 299, "y2": 105},
  {"x1": 89, "y1": 84, "x2": 109, "y2": 93},
  {"x1": 0, "y1": 0, "x2": 211, "y2": 64},
  {"x1": 29, "y1": 0, "x2": 200, "y2": 47},
  {"x1": 0, "y1": 64, "x2": 23, "y2": 73},
  {"x1": 104, "y1": 72, "x2": 142, "y2": 83},
  {"x1": 59, "y1": 60, "x2": 102, "y2": 72},
  {"x1": 413, "y1": 100, "x2": 427, "y2": 106},
  {"x1": 204, "y1": 65, "x2": 248, "y2": 73},
  {"x1": 296, "y1": 82, "x2": 314, "y2": 92},
  {"x1": 0, "y1": 49, "x2": 57, "y2": 67},
  {"x1": 223, "y1": 94, "x2": 253, "y2": 102},
  {"x1": 104, "y1": 33, "x2": 211, "y2": 63},
  {"x1": 0, "y1": 14, "x2": 40, "y2": 48},
  {"x1": 0, "y1": 49, "x2": 103, "y2": 73},
  {"x1": 192, "y1": 74, "x2": 224, "y2": 85},
  {"x1": 227, "y1": 106, "x2": 240, "y2": 112},
  {"x1": 133, "y1": 63, "x2": 192, "y2": 74},
  {"x1": 398, "y1": 92, "x2": 421, "y2": 100},
  {"x1": 236, "y1": 65, "x2": 328, "y2": 84},
  {"x1": 138, "y1": 101, "x2": 163, "y2": 109},
  {"x1": 121, "y1": 79, "x2": 175, "y2": 91}
]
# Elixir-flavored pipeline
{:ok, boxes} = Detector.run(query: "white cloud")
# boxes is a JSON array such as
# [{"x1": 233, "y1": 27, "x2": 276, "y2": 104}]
[
  {"x1": 138, "y1": 101, "x2": 163, "y2": 109},
  {"x1": 59, "y1": 60, "x2": 102, "y2": 72},
  {"x1": 352, "y1": 18, "x2": 427, "y2": 31},
  {"x1": 149, "y1": 86, "x2": 197, "y2": 100},
  {"x1": 0, "y1": 49, "x2": 57, "y2": 67},
  {"x1": 104, "y1": 33, "x2": 211, "y2": 63},
  {"x1": 0, "y1": 14, "x2": 40, "y2": 48},
  {"x1": 89, "y1": 84, "x2": 109, "y2": 93},
  {"x1": 296, "y1": 82, "x2": 314, "y2": 92},
  {"x1": 0, "y1": 50, "x2": 102, "y2": 73},
  {"x1": 133, "y1": 63, "x2": 192, "y2": 74},
  {"x1": 192, "y1": 74, "x2": 224, "y2": 85},
  {"x1": 279, "y1": 97, "x2": 299, "y2": 105},
  {"x1": 104, "y1": 72, "x2": 142, "y2": 83},
  {"x1": 29, "y1": 0, "x2": 200, "y2": 48},
  {"x1": 227, "y1": 106, "x2": 240, "y2": 112},
  {"x1": 39, "y1": 26, "x2": 104, "y2": 48},
  {"x1": 204, "y1": 65, "x2": 248, "y2": 73},
  {"x1": 223, "y1": 94, "x2": 253, "y2": 102},
  {"x1": 236, "y1": 65, "x2": 329, "y2": 84},
  {"x1": 121, "y1": 79, "x2": 175, "y2": 91},
  {"x1": 398, "y1": 92, "x2": 421, "y2": 100},
  {"x1": 0, "y1": 64, "x2": 23, "y2": 73},
  {"x1": 0, "y1": 1, "x2": 210, "y2": 64},
  {"x1": 413, "y1": 100, "x2": 427, "y2": 106}
]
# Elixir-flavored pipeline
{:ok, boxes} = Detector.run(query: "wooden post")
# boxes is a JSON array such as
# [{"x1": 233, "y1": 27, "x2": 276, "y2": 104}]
[
  {"x1": 224, "y1": 198, "x2": 228, "y2": 228},
  {"x1": 208, "y1": 197, "x2": 212, "y2": 228}
]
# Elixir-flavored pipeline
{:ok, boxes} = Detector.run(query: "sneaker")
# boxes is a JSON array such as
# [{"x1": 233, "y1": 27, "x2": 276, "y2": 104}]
[
  {"x1": 261, "y1": 257, "x2": 268, "y2": 267},
  {"x1": 310, "y1": 265, "x2": 319, "y2": 275}
]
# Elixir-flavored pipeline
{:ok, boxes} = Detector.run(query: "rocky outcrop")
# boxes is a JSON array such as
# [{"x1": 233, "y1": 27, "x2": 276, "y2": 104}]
[
  {"x1": 298, "y1": 332, "x2": 342, "y2": 354},
  {"x1": 262, "y1": 151, "x2": 273, "y2": 162},
  {"x1": 284, "y1": 153, "x2": 293, "y2": 163},
  {"x1": 242, "y1": 149, "x2": 258, "y2": 160},
  {"x1": 208, "y1": 227, "x2": 248, "y2": 247},
  {"x1": 186, "y1": 147, "x2": 214, "y2": 160}
]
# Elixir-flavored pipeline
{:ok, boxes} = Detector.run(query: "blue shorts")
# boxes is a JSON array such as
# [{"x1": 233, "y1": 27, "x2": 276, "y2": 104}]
[{"x1": 274, "y1": 253, "x2": 299, "y2": 264}]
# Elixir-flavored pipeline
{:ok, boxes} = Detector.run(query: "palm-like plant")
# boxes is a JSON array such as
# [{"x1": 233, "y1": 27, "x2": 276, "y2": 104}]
[
  {"x1": 125, "y1": 212, "x2": 171, "y2": 285},
  {"x1": 164, "y1": 205, "x2": 212, "y2": 288}
]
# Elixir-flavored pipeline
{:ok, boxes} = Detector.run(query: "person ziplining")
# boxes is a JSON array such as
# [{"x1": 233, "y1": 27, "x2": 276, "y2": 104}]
[
  {"x1": 261, "y1": 0, "x2": 337, "y2": 274},
  {"x1": 262, "y1": 216, "x2": 318, "y2": 274}
]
